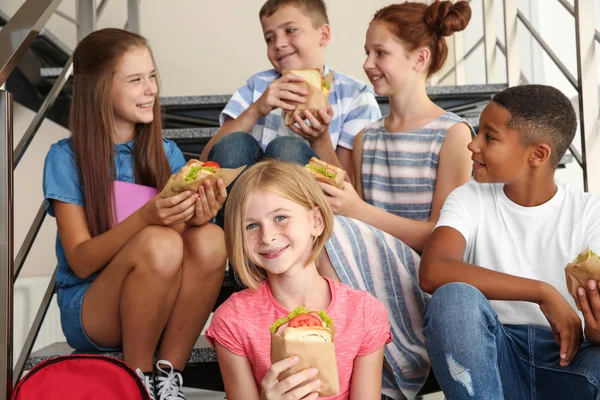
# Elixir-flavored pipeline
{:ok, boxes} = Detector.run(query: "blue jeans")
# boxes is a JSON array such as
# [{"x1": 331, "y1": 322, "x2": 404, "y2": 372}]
[
  {"x1": 208, "y1": 132, "x2": 317, "y2": 226},
  {"x1": 423, "y1": 283, "x2": 600, "y2": 400}
]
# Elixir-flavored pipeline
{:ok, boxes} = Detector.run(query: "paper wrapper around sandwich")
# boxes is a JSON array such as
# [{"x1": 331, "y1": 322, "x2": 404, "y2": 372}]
[
  {"x1": 159, "y1": 165, "x2": 245, "y2": 198},
  {"x1": 283, "y1": 70, "x2": 334, "y2": 127},
  {"x1": 565, "y1": 247, "x2": 600, "y2": 307},
  {"x1": 270, "y1": 331, "x2": 340, "y2": 397}
]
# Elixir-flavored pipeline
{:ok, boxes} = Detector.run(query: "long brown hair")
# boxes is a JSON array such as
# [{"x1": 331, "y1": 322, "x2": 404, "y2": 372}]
[
  {"x1": 70, "y1": 28, "x2": 171, "y2": 237},
  {"x1": 373, "y1": 1, "x2": 471, "y2": 76}
]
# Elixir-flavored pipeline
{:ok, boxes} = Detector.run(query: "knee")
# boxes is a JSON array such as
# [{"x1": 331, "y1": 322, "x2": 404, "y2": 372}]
[
  {"x1": 264, "y1": 136, "x2": 314, "y2": 164},
  {"x1": 424, "y1": 283, "x2": 493, "y2": 332},
  {"x1": 183, "y1": 223, "x2": 227, "y2": 275},
  {"x1": 208, "y1": 132, "x2": 262, "y2": 168},
  {"x1": 135, "y1": 226, "x2": 184, "y2": 279}
]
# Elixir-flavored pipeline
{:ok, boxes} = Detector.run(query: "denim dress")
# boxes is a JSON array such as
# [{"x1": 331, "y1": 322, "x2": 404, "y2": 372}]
[{"x1": 42, "y1": 138, "x2": 186, "y2": 351}]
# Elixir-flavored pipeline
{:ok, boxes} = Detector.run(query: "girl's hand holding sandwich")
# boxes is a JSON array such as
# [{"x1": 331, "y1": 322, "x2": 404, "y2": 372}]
[
  {"x1": 187, "y1": 177, "x2": 227, "y2": 227},
  {"x1": 319, "y1": 180, "x2": 364, "y2": 219},
  {"x1": 260, "y1": 356, "x2": 321, "y2": 400},
  {"x1": 140, "y1": 190, "x2": 197, "y2": 227},
  {"x1": 289, "y1": 105, "x2": 334, "y2": 146},
  {"x1": 577, "y1": 279, "x2": 600, "y2": 345}
]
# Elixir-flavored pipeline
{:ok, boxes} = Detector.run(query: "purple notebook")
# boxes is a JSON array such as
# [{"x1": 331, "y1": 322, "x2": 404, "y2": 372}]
[{"x1": 113, "y1": 180, "x2": 157, "y2": 224}]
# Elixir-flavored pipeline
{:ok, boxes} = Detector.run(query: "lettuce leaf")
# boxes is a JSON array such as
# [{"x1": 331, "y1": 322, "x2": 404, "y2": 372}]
[
  {"x1": 318, "y1": 310, "x2": 335, "y2": 330},
  {"x1": 592, "y1": 250, "x2": 598, "y2": 259},
  {"x1": 269, "y1": 306, "x2": 308, "y2": 333}
]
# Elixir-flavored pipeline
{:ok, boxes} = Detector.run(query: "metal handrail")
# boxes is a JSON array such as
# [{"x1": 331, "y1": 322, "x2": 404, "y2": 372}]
[
  {"x1": 0, "y1": 0, "x2": 63, "y2": 86},
  {"x1": 557, "y1": 0, "x2": 600, "y2": 44},
  {"x1": 13, "y1": 203, "x2": 46, "y2": 281},
  {"x1": 438, "y1": 37, "x2": 484, "y2": 84},
  {"x1": 13, "y1": 274, "x2": 56, "y2": 384},
  {"x1": 516, "y1": 10, "x2": 578, "y2": 89}
]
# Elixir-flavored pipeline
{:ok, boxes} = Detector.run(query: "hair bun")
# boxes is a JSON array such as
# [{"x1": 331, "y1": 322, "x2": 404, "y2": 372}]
[{"x1": 425, "y1": 0, "x2": 472, "y2": 37}]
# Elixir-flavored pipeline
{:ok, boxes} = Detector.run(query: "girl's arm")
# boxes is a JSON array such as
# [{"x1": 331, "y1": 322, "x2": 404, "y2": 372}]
[
  {"x1": 214, "y1": 343, "x2": 260, "y2": 400},
  {"x1": 428, "y1": 122, "x2": 473, "y2": 223},
  {"x1": 54, "y1": 190, "x2": 197, "y2": 279},
  {"x1": 349, "y1": 347, "x2": 385, "y2": 400},
  {"x1": 320, "y1": 122, "x2": 472, "y2": 252}
]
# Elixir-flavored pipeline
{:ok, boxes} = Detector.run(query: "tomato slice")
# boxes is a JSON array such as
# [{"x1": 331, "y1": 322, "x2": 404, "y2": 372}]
[
  {"x1": 288, "y1": 313, "x2": 322, "y2": 328},
  {"x1": 202, "y1": 161, "x2": 220, "y2": 169}
]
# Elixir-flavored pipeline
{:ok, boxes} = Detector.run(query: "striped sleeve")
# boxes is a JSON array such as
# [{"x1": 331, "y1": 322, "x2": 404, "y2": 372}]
[
  {"x1": 219, "y1": 81, "x2": 254, "y2": 126},
  {"x1": 337, "y1": 89, "x2": 382, "y2": 150}
]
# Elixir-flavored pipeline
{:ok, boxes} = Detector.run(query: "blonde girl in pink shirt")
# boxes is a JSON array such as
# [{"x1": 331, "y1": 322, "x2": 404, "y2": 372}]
[{"x1": 206, "y1": 160, "x2": 391, "y2": 400}]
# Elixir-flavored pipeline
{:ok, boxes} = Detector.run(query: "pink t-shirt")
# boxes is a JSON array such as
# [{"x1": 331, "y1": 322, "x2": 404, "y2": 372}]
[{"x1": 206, "y1": 277, "x2": 391, "y2": 399}]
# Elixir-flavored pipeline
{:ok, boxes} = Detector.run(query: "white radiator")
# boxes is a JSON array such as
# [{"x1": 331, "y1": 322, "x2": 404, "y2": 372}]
[{"x1": 13, "y1": 276, "x2": 65, "y2": 363}]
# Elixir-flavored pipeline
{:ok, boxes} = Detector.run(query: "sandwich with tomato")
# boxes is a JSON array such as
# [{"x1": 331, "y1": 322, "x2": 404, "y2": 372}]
[
  {"x1": 270, "y1": 306, "x2": 334, "y2": 342},
  {"x1": 159, "y1": 159, "x2": 244, "y2": 198},
  {"x1": 269, "y1": 306, "x2": 339, "y2": 396},
  {"x1": 304, "y1": 157, "x2": 346, "y2": 190},
  {"x1": 281, "y1": 69, "x2": 333, "y2": 127}
]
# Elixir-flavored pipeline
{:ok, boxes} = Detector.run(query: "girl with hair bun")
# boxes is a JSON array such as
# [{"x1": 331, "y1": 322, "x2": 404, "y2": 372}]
[
  {"x1": 316, "y1": 1, "x2": 475, "y2": 398},
  {"x1": 320, "y1": 0, "x2": 474, "y2": 253}
]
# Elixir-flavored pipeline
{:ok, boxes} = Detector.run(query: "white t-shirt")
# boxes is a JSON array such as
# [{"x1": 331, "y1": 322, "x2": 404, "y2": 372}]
[{"x1": 436, "y1": 181, "x2": 600, "y2": 327}]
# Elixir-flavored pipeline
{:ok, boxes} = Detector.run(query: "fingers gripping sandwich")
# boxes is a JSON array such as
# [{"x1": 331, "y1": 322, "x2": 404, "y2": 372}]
[
  {"x1": 282, "y1": 69, "x2": 333, "y2": 127},
  {"x1": 565, "y1": 247, "x2": 600, "y2": 305}
]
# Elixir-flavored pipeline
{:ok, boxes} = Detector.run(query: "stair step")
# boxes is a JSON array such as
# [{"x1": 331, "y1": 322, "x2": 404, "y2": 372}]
[{"x1": 25, "y1": 335, "x2": 216, "y2": 372}]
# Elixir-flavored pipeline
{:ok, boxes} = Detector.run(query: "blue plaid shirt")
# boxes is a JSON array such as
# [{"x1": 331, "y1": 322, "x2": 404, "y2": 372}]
[{"x1": 220, "y1": 66, "x2": 382, "y2": 151}]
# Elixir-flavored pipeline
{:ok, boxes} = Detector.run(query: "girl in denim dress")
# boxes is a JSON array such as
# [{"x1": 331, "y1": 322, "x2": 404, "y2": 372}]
[{"x1": 42, "y1": 28, "x2": 227, "y2": 400}]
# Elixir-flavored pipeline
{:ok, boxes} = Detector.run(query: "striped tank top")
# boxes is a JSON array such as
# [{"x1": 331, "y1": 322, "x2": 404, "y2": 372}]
[{"x1": 361, "y1": 112, "x2": 470, "y2": 221}]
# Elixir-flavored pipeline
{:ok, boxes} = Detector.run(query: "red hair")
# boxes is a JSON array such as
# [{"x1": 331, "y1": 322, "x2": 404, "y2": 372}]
[{"x1": 373, "y1": 1, "x2": 471, "y2": 76}]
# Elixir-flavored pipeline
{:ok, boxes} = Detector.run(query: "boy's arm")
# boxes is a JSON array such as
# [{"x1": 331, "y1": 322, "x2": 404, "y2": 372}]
[
  {"x1": 200, "y1": 74, "x2": 307, "y2": 160},
  {"x1": 421, "y1": 226, "x2": 583, "y2": 365},
  {"x1": 351, "y1": 130, "x2": 365, "y2": 193},
  {"x1": 349, "y1": 347, "x2": 384, "y2": 400}
]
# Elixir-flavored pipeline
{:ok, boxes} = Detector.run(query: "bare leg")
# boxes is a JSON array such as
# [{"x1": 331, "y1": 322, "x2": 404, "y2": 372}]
[
  {"x1": 82, "y1": 226, "x2": 184, "y2": 371},
  {"x1": 157, "y1": 223, "x2": 227, "y2": 370},
  {"x1": 316, "y1": 248, "x2": 340, "y2": 282}
]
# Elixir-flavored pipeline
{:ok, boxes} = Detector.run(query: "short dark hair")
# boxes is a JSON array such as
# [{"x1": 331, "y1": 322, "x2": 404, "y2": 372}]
[
  {"x1": 259, "y1": 0, "x2": 329, "y2": 28},
  {"x1": 492, "y1": 85, "x2": 577, "y2": 168}
]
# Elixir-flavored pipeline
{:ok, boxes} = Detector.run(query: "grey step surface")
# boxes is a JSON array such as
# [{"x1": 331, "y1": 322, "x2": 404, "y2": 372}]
[
  {"x1": 25, "y1": 335, "x2": 217, "y2": 371},
  {"x1": 159, "y1": 84, "x2": 507, "y2": 107}
]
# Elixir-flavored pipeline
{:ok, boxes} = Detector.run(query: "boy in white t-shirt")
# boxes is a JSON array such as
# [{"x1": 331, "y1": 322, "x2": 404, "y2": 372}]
[{"x1": 420, "y1": 85, "x2": 600, "y2": 399}]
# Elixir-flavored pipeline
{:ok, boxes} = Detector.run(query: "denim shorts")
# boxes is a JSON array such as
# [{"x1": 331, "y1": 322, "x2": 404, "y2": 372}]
[{"x1": 58, "y1": 283, "x2": 121, "y2": 352}]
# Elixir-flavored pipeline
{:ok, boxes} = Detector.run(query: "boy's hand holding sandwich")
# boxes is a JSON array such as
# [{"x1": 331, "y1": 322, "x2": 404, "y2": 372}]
[
  {"x1": 566, "y1": 248, "x2": 600, "y2": 344},
  {"x1": 250, "y1": 74, "x2": 308, "y2": 120}
]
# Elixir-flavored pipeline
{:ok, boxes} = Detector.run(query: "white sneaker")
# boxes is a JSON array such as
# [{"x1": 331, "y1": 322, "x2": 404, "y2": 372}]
[
  {"x1": 154, "y1": 360, "x2": 185, "y2": 400},
  {"x1": 135, "y1": 368, "x2": 156, "y2": 400}
]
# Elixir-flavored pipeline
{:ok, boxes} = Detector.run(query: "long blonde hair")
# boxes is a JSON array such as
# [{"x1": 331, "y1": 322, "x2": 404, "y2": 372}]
[{"x1": 224, "y1": 160, "x2": 334, "y2": 289}]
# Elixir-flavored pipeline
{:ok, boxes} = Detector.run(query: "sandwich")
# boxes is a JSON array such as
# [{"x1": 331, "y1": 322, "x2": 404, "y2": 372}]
[
  {"x1": 565, "y1": 247, "x2": 600, "y2": 305},
  {"x1": 282, "y1": 69, "x2": 333, "y2": 126},
  {"x1": 270, "y1": 306, "x2": 334, "y2": 342},
  {"x1": 269, "y1": 306, "x2": 340, "y2": 396},
  {"x1": 304, "y1": 157, "x2": 346, "y2": 189},
  {"x1": 159, "y1": 159, "x2": 245, "y2": 198}
]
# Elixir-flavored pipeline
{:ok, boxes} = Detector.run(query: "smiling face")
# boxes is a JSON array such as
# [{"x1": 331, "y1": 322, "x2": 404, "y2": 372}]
[
  {"x1": 468, "y1": 102, "x2": 534, "y2": 184},
  {"x1": 110, "y1": 46, "x2": 157, "y2": 138},
  {"x1": 363, "y1": 20, "x2": 421, "y2": 96},
  {"x1": 244, "y1": 189, "x2": 323, "y2": 277},
  {"x1": 260, "y1": 5, "x2": 329, "y2": 72}
]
